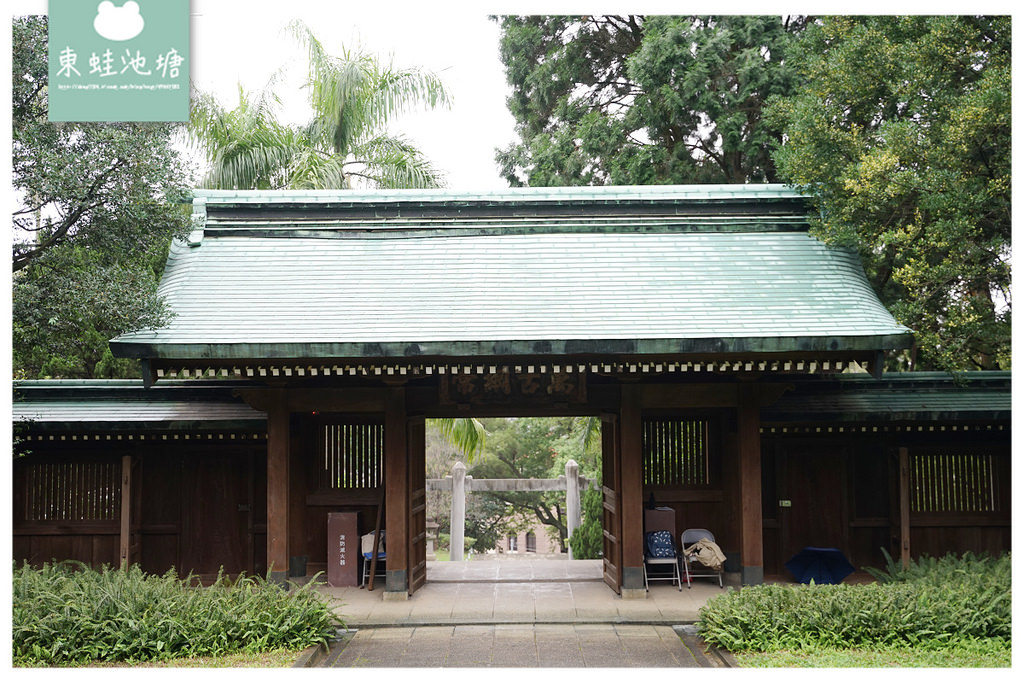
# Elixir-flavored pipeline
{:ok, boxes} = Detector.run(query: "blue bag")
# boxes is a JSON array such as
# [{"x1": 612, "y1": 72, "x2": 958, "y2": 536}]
[{"x1": 646, "y1": 530, "x2": 675, "y2": 558}]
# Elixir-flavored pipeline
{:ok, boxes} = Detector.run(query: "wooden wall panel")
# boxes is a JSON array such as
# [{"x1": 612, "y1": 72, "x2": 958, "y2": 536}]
[{"x1": 761, "y1": 432, "x2": 1011, "y2": 576}]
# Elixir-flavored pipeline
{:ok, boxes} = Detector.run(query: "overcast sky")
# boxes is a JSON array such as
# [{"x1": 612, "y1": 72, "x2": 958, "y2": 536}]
[
  {"x1": 8, "y1": 0, "x2": 523, "y2": 189},
  {"x1": 186, "y1": 1, "x2": 518, "y2": 190}
]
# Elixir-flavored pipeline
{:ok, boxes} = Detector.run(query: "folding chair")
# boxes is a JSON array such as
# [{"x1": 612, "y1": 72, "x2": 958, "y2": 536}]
[
  {"x1": 643, "y1": 507, "x2": 681, "y2": 591},
  {"x1": 680, "y1": 528, "x2": 724, "y2": 588},
  {"x1": 644, "y1": 529, "x2": 682, "y2": 590}
]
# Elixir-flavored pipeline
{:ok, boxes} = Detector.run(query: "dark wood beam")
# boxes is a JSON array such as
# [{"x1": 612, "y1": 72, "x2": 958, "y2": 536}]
[
  {"x1": 119, "y1": 455, "x2": 131, "y2": 568},
  {"x1": 638, "y1": 383, "x2": 737, "y2": 408},
  {"x1": 384, "y1": 387, "x2": 408, "y2": 596},
  {"x1": 619, "y1": 385, "x2": 645, "y2": 596},
  {"x1": 738, "y1": 382, "x2": 764, "y2": 585},
  {"x1": 288, "y1": 423, "x2": 306, "y2": 577},
  {"x1": 238, "y1": 387, "x2": 387, "y2": 413},
  {"x1": 899, "y1": 446, "x2": 911, "y2": 568},
  {"x1": 266, "y1": 389, "x2": 290, "y2": 584}
]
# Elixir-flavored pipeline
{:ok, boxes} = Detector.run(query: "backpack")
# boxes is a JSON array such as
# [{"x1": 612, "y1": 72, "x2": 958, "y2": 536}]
[{"x1": 646, "y1": 530, "x2": 675, "y2": 558}]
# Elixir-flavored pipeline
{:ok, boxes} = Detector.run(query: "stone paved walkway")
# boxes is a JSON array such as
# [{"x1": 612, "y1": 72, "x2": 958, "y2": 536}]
[
  {"x1": 323, "y1": 624, "x2": 720, "y2": 668},
  {"x1": 302, "y1": 558, "x2": 737, "y2": 668}
]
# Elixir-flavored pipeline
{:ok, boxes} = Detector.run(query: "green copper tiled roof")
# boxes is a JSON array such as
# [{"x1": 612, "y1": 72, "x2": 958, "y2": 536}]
[
  {"x1": 763, "y1": 372, "x2": 1011, "y2": 423},
  {"x1": 13, "y1": 380, "x2": 265, "y2": 432},
  {"x1": 111, "y1": 185, "x2": 912, "y2": 362}
]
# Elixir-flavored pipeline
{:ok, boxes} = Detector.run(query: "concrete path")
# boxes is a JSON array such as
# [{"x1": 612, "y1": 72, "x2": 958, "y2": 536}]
[
  {"x1": 304, "y1": 557, "x2": 736, "y2": 668},
  {"x1": 321, "y1": 624, "x2": 727, "y2": 668},
  {"x1": 321, "y1": 575, "x2": 721, "y2": 627}
]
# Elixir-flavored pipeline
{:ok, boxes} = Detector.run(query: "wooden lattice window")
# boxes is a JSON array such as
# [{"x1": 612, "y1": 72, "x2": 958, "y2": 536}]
[
  {"x1": 642, "y1": 418, "x2": 712, "y2": 487},
  {"x1": 23, "y1": 460, "x2": 120, "y2": 522},
  {"x1": 318, "y1": 420, "x2": 384, "y2": 490},
  {"x1": 910, "y1": 452, "x2": 1001, "y2": 514}
]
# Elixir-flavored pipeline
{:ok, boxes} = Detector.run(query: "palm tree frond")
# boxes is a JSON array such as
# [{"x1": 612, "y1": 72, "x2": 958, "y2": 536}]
[
  {"x1": 191, "y1": 21, "x2": 450, "y2": 191},
  {"x1": 361, "y1": 65, "x2": 452, "y2": 136},
  {"x1": 434, "y1": 417, "x2": 487, "y2": 461},
  {"x1": 287, "y1": 148, "x2": 350, "y2": 190},
  {"x1": 349, "y1": 134, "x2": 447, "y2": 189},
  {"x1": 574, "y1": 416, "x2": 601, "y2": 451}
]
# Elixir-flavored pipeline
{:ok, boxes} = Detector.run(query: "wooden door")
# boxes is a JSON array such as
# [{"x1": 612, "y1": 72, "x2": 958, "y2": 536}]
[
  {"x1": 601, "y1": 415, "x2": 622, "y2": 593},
  {"x1": 778, "y1": 447, "x2": 847, "y2": 564},
  {"x1": 181, "y1": 455, "x2": 251, "y2": 576},
  {"x1": 407, "y1": 417, "x2": 427, "y2": 594}
]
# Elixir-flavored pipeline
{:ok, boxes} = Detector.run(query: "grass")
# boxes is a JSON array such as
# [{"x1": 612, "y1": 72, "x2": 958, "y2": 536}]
[
  {"x1": 12, "y1": 561, "x2": 340, "y2": 666},
  {"x1": 735, "y1": 640, "x2": 1011, "y2": 668},
  {"x1": 699, "y1": 551, "x2": 1011, "y2": 668}
]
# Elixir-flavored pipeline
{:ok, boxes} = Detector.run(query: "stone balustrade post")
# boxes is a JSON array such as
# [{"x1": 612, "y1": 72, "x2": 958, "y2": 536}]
[
  {"x1": 450, "y1": 461, "x2": 466, "y2": 562},
  {"x1": 566, "y1": 459, "x2": 580, "y2": 560}
]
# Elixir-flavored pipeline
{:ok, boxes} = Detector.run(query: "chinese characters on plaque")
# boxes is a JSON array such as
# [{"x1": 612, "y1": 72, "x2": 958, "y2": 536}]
[{"x1": 441, "y1": 368, "x2": 586, "y2": 405}]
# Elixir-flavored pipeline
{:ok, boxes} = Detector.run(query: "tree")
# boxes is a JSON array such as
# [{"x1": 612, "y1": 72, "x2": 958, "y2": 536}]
[
  {"x1": 569, "y1": 488, "x2": 604, "y2": 560},
  {"x1": 11, "y1": 15, "x2": 192, "y2": 378},
  {"x1": 495, "y1": 15, "x2": 805, "y2": 186},
  {"x1": 469, "y1": 417, "x2": 601, "y2": 553},
  {"x1": 467, "y1": 418, "x2": 566, "y2": 550},
  {"x1": 766, "y1": 16, "x2": 1011, "y2": 371},
  {"x1": 13, "y1": 246, "x2": 172, "y2": 378},
  {"x1": 189, "y1": 20, "x2": 451, "y2": 190},
  {"x1": 424, "y1": 421, "x2": 515, "y2": 555}
]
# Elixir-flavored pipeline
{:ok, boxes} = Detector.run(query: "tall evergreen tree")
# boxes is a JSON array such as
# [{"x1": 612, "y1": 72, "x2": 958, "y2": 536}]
[
  {"x1": 766, "y1": 16, "x2": 1011, "y2": 371},
  {"x1": 495, "y1": 15, "x2": 805, "y2": 186}
]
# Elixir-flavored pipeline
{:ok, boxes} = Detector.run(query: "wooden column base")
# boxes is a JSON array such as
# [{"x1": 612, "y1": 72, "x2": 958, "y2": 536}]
[
  {"x1": 621, "y1": 588, "x2": 647, "y2": 600},
  {"x1": 741, "y1": 565, "x2": 764, "y2": 586}
]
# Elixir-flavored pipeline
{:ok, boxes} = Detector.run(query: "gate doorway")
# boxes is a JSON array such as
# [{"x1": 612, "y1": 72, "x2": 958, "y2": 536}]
[
  {"x1": 288, "y1": 378, "x2": 742, "y2": 598},
  {"x1": 417, "y1": 416, "x2": 609, "y2": 590}
]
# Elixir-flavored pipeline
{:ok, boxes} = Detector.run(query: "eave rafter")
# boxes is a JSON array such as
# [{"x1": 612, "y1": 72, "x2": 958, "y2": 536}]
[
  {"x1": 147, "y1": 355, "x2": 876, "y2": 385},
  {"x1": 762, "y1": 423, "x2": 1007, "y2": 436}
]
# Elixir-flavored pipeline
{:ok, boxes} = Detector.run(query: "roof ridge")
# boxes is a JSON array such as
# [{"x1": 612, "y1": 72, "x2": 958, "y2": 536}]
[{"x1": 191, "y1": 184, "x2": 806, "y2": 205}]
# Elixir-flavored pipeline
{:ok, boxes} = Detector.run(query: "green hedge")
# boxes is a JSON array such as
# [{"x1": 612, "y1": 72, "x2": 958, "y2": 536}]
[
  {"x1": 12, "y1": 562, "x2": 340, "y2": 665},
  {"x1": 698, "y1": 551, "x2": 1011, "y2": 652}
]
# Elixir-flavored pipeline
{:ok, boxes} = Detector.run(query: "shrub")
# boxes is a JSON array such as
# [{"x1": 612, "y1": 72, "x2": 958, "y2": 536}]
[
  {"x1": 569, "y1": 487, "x2": 604, "y2": 560},
  {"x1": 698, "y1": 551, "x2": 1011, "y2": 653},
  {"x1": 12, "y1": 561, "x2": 340, "y2": 665}
]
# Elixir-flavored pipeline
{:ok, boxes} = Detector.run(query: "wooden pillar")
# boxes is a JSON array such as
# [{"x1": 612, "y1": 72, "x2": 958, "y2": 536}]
[
  {"x1": 266, "y1": 390, "x2": 290, "y2": 584},
  {"x1": 119, "y1": 455, "x2": 132, "y2": 568},
  {"x1": 384, "y1": 387, "x2": 409, "y2": 597},
  {"x1": 738, "y1": 383, "x2": 764, "y2": 585},
  {"x1": 287, "y1": 422, "x2": 306, "y2": 577},
  {"x1": 898, "y1": 446, "x2": 911, "y2": 568},
  {"x1": 619, "y1": 385, "x2": 645, "y2": 597}
]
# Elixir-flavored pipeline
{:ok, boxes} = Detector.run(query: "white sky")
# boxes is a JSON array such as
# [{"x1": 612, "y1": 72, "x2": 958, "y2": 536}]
[
  {"x1": 186, "y1": 1, "x2": 518, "y2": 190},
  {"x1": 6, "y1": 0, "x2": 527, "y2": 190}
]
